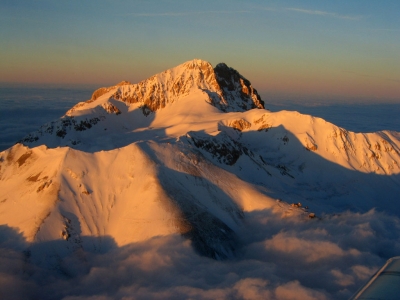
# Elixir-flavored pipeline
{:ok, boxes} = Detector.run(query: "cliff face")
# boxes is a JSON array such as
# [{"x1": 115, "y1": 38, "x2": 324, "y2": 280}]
[{"x1": 214, "y1": 63, "x2": 264, "y2": 111}]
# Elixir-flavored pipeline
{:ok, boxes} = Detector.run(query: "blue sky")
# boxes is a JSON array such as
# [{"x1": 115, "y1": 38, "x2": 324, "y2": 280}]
[{"x1": 1, "y1": 0, "x2": 399, "y2": 101}]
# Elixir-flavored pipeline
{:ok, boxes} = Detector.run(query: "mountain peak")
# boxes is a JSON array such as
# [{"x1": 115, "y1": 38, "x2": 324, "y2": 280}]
[
  {"x1": 81, "y1": 59, "x2": 264, "y2": 115},
  {"x1": 181, "y1": 59, "x2": 213, "y2": 70},
  {"x1": 19, "y1": 59, "x2": 266, "y2": 149}
]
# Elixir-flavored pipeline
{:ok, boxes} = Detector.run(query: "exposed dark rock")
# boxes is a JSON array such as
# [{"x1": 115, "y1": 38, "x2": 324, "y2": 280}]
[
  {"x1": 20, "y1": 116, "x2": 102, "y2": 145},
  {"x1": 182, "y1": 211, "x2": 238, "y2": 260},
  {"x1": 214, "y1": 63, "x2": 265, "y2": 110},
  {"x1": 229, "y1": 119, "x2": 252, "y2": 131},
  {"x1": 16, "y1": 151, "x2": 32, "y2": 167},
  {"x1": 188, "y1": 132, "x2": 243, "y2": 165},
  {"x1": 102, "y1": 103, "x2": 121, "y2": 115},
  {"x1": 56, "y1": 129, "x2": 67, "y2": 138}
]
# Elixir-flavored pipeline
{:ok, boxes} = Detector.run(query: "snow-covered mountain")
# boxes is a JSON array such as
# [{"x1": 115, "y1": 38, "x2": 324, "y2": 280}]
[
  {"x1": 19, "y1": 59, "x2": 264, "y2": 151},
  {"x1": 1, "y1": 59, "x2": 400, "y2": 299}
]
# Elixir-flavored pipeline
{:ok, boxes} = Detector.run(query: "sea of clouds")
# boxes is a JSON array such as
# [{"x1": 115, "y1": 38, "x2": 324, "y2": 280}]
[
  {"x1": 1, "y1": 207, "x2": 400, "y2": 299},
  {"x1": 0, "y1": 87, "x2": 94, "y2": 151}
]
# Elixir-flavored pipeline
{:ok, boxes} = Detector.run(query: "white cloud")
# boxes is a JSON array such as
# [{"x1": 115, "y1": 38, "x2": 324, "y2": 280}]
[
  {"x1": 264, "y1": 232, "x2": 360, "y2": 263},
  {"x1": 286, "y1": 8, "x2": 362, "y2": 20},
  {"x1": 233, "y1": 278, "x2": 272, "y2": 299},
  {"x1": 351, "y1": 265, "x2": 376, "y2": 281},
  {"x1": 1, "y1": 208, "x2": 399, "y2": 300},
  {"x1": 274, "y1": 280, "x2": 329, "y2": 300},
  {"x1": 331, "y1": 269, "x2": 355, "y2": 287},
  {"x1": 128, "y1": 11, "x2": 252, "y2": 17}
]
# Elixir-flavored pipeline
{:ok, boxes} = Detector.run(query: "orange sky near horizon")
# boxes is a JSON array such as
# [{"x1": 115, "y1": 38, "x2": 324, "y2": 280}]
[
  {"x1": 1, "y1": 54, "x2": 399, "y2": 101},
  {"x1": 1, "y1": 1, "x2": 399, "y2": 102}
]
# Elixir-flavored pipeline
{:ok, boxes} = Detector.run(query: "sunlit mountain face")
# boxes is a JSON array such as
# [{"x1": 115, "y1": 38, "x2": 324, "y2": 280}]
[{"x1": 1, "y1": 60, "x2": 400, "y2": 300}]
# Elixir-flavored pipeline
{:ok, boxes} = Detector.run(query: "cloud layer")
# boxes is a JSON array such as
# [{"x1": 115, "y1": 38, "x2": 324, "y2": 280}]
[{"x1": 1, "y1": 208, "x2": 399, "y2": 300}]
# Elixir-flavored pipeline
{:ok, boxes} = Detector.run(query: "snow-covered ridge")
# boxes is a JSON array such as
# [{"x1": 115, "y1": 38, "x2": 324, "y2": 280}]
[
  {"x1": 16, "y1": 57, "x2": 400, "y2": 176},
  {"x1": 67, "y1": 59, "x2": 264, "y2": 116}
]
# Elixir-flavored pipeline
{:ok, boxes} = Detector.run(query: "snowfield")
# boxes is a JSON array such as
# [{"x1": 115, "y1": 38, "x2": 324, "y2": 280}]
[{"x1": 1, "y1": 59, "x2": 400, "y2": 299}]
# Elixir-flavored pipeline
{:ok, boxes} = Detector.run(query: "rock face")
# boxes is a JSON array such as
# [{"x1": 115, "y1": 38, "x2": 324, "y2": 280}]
[
  {"x1": 86, "y1": 59, "x2": 264, "y2": 114},
  {"x1": 214, "y1": 63, "x2": 264, "y2": 111}
]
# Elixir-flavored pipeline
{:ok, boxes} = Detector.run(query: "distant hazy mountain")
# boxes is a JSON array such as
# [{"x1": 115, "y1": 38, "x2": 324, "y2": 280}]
[{"x1": 1, "y1": 60, "x2": 399, "y2": 299}]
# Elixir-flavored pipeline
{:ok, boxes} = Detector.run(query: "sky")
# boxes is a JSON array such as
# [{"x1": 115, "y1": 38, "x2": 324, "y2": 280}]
[{"x1": 1, "y1": 0, "x2": 399, "y2": 102}]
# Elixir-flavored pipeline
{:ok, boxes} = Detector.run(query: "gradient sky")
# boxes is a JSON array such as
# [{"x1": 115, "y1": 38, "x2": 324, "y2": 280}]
[{"x1": 1, "y1": 0, "x2": 399, "y2": 101}]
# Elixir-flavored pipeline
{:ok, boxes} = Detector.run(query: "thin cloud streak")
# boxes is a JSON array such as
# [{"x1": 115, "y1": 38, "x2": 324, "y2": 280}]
[
  {"x1": 127, "y1": 10, "x2": 252, "y2": 17},
  {"x1": 286, "y1": 8, "x2": 362, "y2": 21}
]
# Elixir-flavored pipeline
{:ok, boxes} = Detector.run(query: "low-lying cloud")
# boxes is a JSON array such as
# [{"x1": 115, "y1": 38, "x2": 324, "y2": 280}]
[{"x1": 1, "y1": 208, "x2": 399, "y2": 300}]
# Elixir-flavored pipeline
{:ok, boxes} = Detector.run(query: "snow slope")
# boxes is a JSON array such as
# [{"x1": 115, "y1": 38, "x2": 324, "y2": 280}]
[{"x1": 1, "y1": 59, "x2": 400, "y2": 299}]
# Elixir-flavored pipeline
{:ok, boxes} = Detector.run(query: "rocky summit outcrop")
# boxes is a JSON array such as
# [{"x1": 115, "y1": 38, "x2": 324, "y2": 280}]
[
  {"x1": 87, "y1": 59, "x2": 264, "y2": 114},
  {"x1": 214, "y1": 63, "x2": 264, "y2": 111}
]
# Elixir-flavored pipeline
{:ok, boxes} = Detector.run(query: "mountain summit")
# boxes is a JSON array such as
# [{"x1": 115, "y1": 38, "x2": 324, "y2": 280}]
[
  {"x1": 87, "y1": 59, "x2": 264, "y2": 114},
  {"x1": 91, "y1": 59, "x2": 264, "y2": 113}
]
